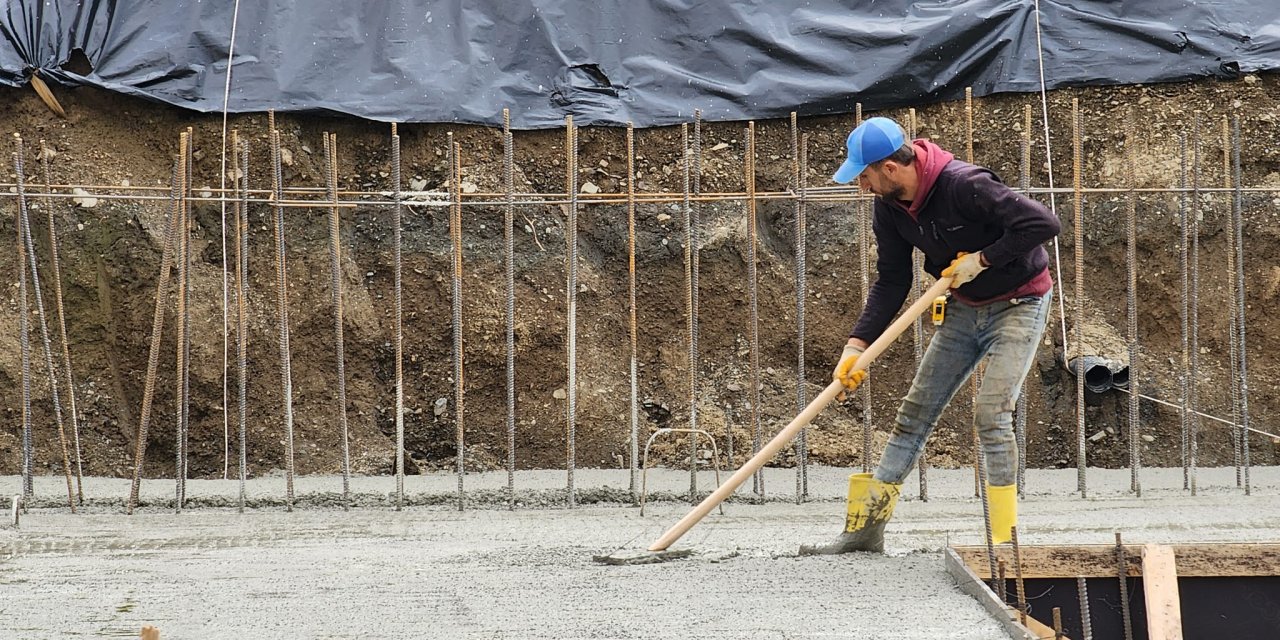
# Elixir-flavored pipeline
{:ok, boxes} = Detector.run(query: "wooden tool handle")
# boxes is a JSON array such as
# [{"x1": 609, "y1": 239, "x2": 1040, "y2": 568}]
[{"x1": 648, "y1": 277, "x2": 953, "y2": 552}]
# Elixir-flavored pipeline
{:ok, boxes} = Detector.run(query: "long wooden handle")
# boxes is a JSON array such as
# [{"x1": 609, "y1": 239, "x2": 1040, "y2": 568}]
[{"x1": 648, "y1": 277, "x2": 954, "y2": 551}]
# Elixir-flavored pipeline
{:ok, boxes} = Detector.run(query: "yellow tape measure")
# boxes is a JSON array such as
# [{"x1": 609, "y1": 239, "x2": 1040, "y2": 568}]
[{"x1": 931, "y1": 295, "x2": 947, "y2": 326}]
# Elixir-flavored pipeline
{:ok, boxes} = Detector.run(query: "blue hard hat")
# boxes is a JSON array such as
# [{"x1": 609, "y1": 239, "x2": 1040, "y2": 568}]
[{"x1": 833, "y1": 117, "x2": 906, "y2": 184}]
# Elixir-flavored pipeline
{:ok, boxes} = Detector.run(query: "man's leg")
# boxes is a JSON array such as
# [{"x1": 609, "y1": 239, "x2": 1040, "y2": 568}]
[{"x1": 974, "y1": 290, "x2": 1053, "y2": 542}]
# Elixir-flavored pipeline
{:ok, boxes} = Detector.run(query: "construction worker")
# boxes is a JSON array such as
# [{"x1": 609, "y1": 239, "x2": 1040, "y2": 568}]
[{"x1": 801, "y1": 116, "x2": 1060, "y2": 554}]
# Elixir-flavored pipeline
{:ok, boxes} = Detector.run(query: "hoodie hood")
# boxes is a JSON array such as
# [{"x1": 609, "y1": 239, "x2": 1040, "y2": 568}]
[{"x1": 904, "y1": 139, "x2": 954, "y2": 219}]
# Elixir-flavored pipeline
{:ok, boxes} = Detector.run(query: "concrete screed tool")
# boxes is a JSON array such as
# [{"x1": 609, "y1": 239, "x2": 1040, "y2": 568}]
[{"x1": 594, "y1": 277, "x2": 954, "y2": 565}]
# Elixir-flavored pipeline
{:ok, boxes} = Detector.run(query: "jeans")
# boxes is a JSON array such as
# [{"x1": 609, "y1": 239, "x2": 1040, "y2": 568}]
[{"x1": 873, "y1": 289, "x2": 1052, "y2": 488}]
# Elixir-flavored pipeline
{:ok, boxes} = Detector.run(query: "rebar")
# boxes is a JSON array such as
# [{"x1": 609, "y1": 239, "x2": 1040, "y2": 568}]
[
  {"x1": 1115, "y1": 532, "x2": 1133, "y2": 640},
  {"x1": 1052, "y1": 607, "x2": 1063, "y2": 640},
  {"x1": 1232, "y1": 115, "x2": 1252, "y2": 495},
  {"x1": 1016, "y1": 104, "x2": 1032, "y2": 497},
  {"x1": 126, "y1": 158, "x2": 183, "y2": 514},
  {"x1": 324, "y1": 132, "x2": 351, "y2": 509},
  {"x1": 746, "y1": 122, "x2": 764, "y2": 496},
  {"x1": 175, "y1": 132, "x2": 191, "y2": 513},
  {"x1": 15, "y1": 141, "x2": 76, "y2": 514},
  {"x1": 1223, "y1": 116, "x2": 1241, "y2": 487},
  {"x1": 15, "y1": 153, "x2": 33, "y2": 501},
  {"x1": 681, "y1": 123, "x2": 697, "y2": 504},
  {"x1": 977, "y1": 446, "x2": 998, "y2": 594},
  {"x1": 181, "y1": 128, "x2": 194, "y2": 494},
  {"x1": 693, "y1": 111, "x2": 705, "y2": 500},
  {"x1": 1189, "y1": 112, "x2": 1202, "y2": 496},
  {"x1": 392, "y1": 125, "x2": 406, "y2": 511},
  {"x1": 857, "y1": 160, "x2": 872, "y2": 475},
  {"x1": 450, "y1": 136, "x2": 466, "y2": 511},
  {"x1": 1125, "y1": 109, "x2": 1141, "y2": 496},
  {"x1": 234, "y1": 135, "x2": 249, "y2": 513},
  {"x1": 626, "y1": 122, "x2": 640, "y2": 498},
  {"x1": 791, "y1": 113, "x2": 809, "y2": 503},
  {"x1": 503, "y1": 111, "x2": 517, "y2": 510},
  {"x1": 967, "y1": 90, "x2": 983, "y2": 500},
  {"x1": 1073, "y1": 98, "x2": 1086, "y2": 498},
  {"x1": 564, "y1": 119, "x2": 579, "y2": 508},
  {"x1": 37, "y1": 140, "x2": 84, "y2": 504},
  {"x1": 1077, "y1": 576, "x2": 1093, "y2": 640},
  {"x1": 270, "y1": 121, "x2": 297, "y2": 511},
  {"x1": 908, "y1": 108, "x2": 928, "y2": 502},
  {"x1": 1179, "y1": 131, "x2": 1190, "y2": 490},
  {"x1": 1012, "y1": 526, "x2": 1027, "y2": 627},
  {"x1": 997, "y1": 560, "x2": 1008, "y2": 603}
]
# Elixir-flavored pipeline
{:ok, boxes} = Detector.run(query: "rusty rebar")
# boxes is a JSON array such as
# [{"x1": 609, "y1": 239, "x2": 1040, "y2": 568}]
[
  {"x1": 450, "y1": 135, "x2": 466, "y2": 511},
  {"x1": 626, "y1": 122, "x2": 640, "y2": 498},
  {"x1": 269, "y1": 119, "x2": 296, "y2": 511},
  {"x1": 503, "y1": 111, "x2": 518, "y2": 510},
  {"x1": 747, "y1": 121, "x2": 763, "y2": 497},
  {"x1": 392, "y1": 124, "x2": 406, "y2": 511},
  {"x1": 1115, "y1": 532, "x2": 1134, "y2": 640},
  {"x1": 1073, "y1": 97, "x2": 1086, "y2": 498},
  {"x1": 1012, "y1": 526, "x2": 1027, "y2": 627},
  {"x1": 563, "y1": 118, "x2": 578, "y2": 508},
  {"x1": 234, "y1": 133, "x2": 249, "y2": 513},
  {"x1": 324, "y1": 132, "x2": 351, "y2": 509}
]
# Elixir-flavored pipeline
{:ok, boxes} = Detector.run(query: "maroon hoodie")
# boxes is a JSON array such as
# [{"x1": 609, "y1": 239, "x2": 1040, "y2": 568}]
[{"x1": 850, "y1": 139, "x2": 1060, "y2": 343}]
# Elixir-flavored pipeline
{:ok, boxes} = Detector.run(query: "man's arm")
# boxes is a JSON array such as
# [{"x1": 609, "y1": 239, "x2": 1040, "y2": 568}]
[
  {"x1": 849, "y1": 201, "x2": 914, "y2": 344},
  {"x1": 960, "y1": 168, "x2": 1061, "y2": 267}
]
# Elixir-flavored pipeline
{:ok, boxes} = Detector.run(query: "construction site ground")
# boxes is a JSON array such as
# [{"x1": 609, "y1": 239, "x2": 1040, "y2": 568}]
[{"x1": 2, "y1": 465, "x2": 1276, "y2": 639}]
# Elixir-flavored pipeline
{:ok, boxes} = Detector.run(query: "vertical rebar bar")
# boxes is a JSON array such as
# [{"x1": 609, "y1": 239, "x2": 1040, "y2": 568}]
[
  {"x1": 234, "y1": 134, "x2": 249, "y2": 513},
  {"x1": 1232, "y1": 115, "x2": 1251, "y2": 495},
  {"x1": 450, "y1": 135, "x2": 466, "y2": 511},
  {"x1": 1179, "y1": 131, "x2": 1190, "y2": 490},
  {"x1": 37, "y1": 141, "x2": 84, "y2": 504},
  {"x1": 1189, "y1": 112, "x2": 1201, "y2": 496},
  {"x1": 1011, "y1": 526, "x2": 1028, "y2": 627},
  {"x1": 693, "y1": 112, "x2": 704, "y2": 499},
  {"x1": 1016, "y1": 104, "x2": 1032, "y2": 497},
  {"x1": 182, "y1": 128, "x2": 193, "y2": 493},
  {"x1": 15, "y1": 151, "x2": 33, "y2": 502},
  {"x1": 15, "y1": 140, "x2": 76, "y2": 512},
  {"x1": 1125, "y1": 109, "x2": 1141, "y2": 497},
  {"x1": 564, "y1": 118, "x2": 579, "y2": 508},
  {"x1": 1072, "y1": 98, "x2": 1087, "y2": 498},
  {"x1": 997, "y1": 560, "x2": 1008, "y2": 604},
  {"x1": 967, "y1": 88, "x2": 982, "y2": 499},
  {"x1": 269, "y1": 121, "x2": 296, "y2": 511},
  {"x1": 907, "y1": 108, "x2": 928, "y2": 502},
  {"x1": 126, "y1": 158, "x2": 183, "y2": 514},
  {"x1": 503, "y1": 111, "x2": 517, "y2": 510},
  {"x1": 681, "y1": 123, "x2": 697, "y2": 504},
  {"x1": 1077, "y1": 576, "x2": 1093, "y2": 640},
  {"x1": 855, "y1": 103, "x2": 873, "y2": 476},
  {"x1": 1052, "y1": 607, "x2": 1063, "y2": 640},
  {"x1": 746, "y1": 122, "x2": 764, "y2": 496},
  {"x1": 1115, "y1": 532, "x2": 1134, "y2": 640},
  {"x1": 392, "y1": 124, "x2": 406, "y2": 511},
  {"x1": 791, "y1": 113, "x2": 809, "y2": 503},
  {"x1": 175, "y1": 132, "x2": 191, "y2": 513},
  {"x1": 626, "y1": 122, "x2": 640, "y2": 498},
  {"x1": 324, "y1": 132, "x2": 351, "y2": 509},
  {"x1": 977, "y1": 444, "x2": 998, "y2": 593},
  {"x1": 1222, "y1": 116, "x2": 1241, "y2": 487}
]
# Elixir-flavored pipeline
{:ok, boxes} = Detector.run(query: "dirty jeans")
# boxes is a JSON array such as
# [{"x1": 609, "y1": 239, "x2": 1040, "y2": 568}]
[{"x1": 873, "y1": 289, "x2": 1052, "y2": 488}]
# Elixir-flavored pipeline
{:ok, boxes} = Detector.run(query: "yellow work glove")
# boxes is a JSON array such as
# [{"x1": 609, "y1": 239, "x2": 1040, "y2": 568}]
[
  {"x1": 833, "y1": 344, "x2": 869, "y2": 395},
  {"x1": 941, "y1": 251, "x2": 988, "y2": 287}
]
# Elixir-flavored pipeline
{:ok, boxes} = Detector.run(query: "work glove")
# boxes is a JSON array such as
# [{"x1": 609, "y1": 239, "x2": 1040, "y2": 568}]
[
  {"x1": 941, "y1": 251, "x2": 988, "y2": 287},
  {"x1": 833, "y1": 343, "x2": 869, "y2": 398}
]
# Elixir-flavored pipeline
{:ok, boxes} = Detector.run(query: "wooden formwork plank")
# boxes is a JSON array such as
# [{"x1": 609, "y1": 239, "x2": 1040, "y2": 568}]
[
  {"x1": 952, "y1": 543, "x2": 1280, "y2": 578},
  {"x1": 943, "y1": 548, "x2": 1071, "y2": 640},
  {"x1": 1142, "y1": 544, "x2": 1183, "y2": 640}
]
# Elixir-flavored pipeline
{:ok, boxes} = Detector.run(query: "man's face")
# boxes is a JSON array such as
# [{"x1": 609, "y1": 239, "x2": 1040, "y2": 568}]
[{"x1": 857, "y1": 162, "x2": 906, "y2": 201}]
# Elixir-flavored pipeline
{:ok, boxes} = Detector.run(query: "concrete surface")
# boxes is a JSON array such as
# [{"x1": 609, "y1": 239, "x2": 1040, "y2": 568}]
[{"x1": 1, "y1": 466, "x2": 1276, "y2": 639}]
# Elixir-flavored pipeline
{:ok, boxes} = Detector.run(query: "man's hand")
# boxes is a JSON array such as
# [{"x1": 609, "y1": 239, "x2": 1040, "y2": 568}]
[
  {"x1": 941, "y1": 251, "x2": 988, "y2": 287},
  {"x1": 834, "y1": 343, "x2": 869, "y2": 396}
]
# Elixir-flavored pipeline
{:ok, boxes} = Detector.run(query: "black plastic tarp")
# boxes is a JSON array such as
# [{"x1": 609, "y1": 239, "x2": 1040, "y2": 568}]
[{"x1": 3, "y1": 1, "x2": 1278, "y2": 129}]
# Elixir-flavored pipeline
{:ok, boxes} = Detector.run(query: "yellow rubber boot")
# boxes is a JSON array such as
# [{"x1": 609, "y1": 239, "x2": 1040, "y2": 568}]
[
  {"x1": 799, "y1": 473, "x2": 901, "y2": 555},
  {"x1": 987, "y1": 484, "x2": 1017, "y2": 544}
]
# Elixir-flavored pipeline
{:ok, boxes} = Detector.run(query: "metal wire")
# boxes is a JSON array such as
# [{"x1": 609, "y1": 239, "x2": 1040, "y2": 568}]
[
  {"x1": 1232, "y1": 115, "x2": 1252, "y2": 495},
  {"x1": 38, "y1": 140, "x2": 84, "y2": 504},
  {"x1": 1179, "y1": 131, "x2": 1190, "y2": 491},
  {"x1": 1016, "y1": 104, "x2": 1032, "y2": 498},
  {"x1": 1076, "y1": 577, "x2": 1094, "y2": 640},
  {"x1": 324, "y1": 132, "x2": 351, "y2": 509},
  {"x1": 1125, "y1": 110, "x2": 1141, "y2": 497},
  {"x1": 626, "y1": 122, "x2": 640, "y2": 498},
  {"x1": 270, "y1": 122, "x2": 297, "y2": 511},
  {"x1": 1115, "y1": 532, "x2": 1134, "y2": 640},
  {"x1": 564, "y1": 119, "x2": 578, "y2": 508},
  {"x1": 747, "y1": 122, "x2": 764, "y2": 496},
  {"x1": 1072, "y1": 98, "x2": 1086, "y2": 498},
  {"x1": 217, "y1": 0, "x2": 243, "y2": 484},
  {"x1": 1223, "y1": 116, "x2": 1241, "y2": 487},
  {"x1": 392, "y1": 125, "x2": 406, "y2": 511},
  {"x1": 681, "y1": 123, "x2": 697, "y2": 504},
  {"x1": 14, "y1": 151, "x2": 33, "y2": 502},
  {"x1": 175, "y1": 132, "x2": 191, "y2": 513},
  {"x1": 450, "y1": 136, "x2": 467, "y2": 511},
  {"x1": 503, "y1": 110, "x2": 517, "y2": 510},
  {"x1": 234, "y1": 135, "x2": 250, "y2": 512},
  {"x1": 126, "y1": 158, "x2": 182, "y2": 514},
  {"x1": 1189, "y1": 112, "x2": 1202, "y2": 496}
]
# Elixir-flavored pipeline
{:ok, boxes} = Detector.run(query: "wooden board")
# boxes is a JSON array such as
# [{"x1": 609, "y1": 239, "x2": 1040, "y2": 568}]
[
  {"x1": 952, "y1": 542, "x2": 1280, "y2": 578},
  {"x1": 1142, "y1": 544, "x2": 1184, "y2": 640},
  {"x1": 943, "y1": 548, "x2": 1072, "y2": 640}
]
